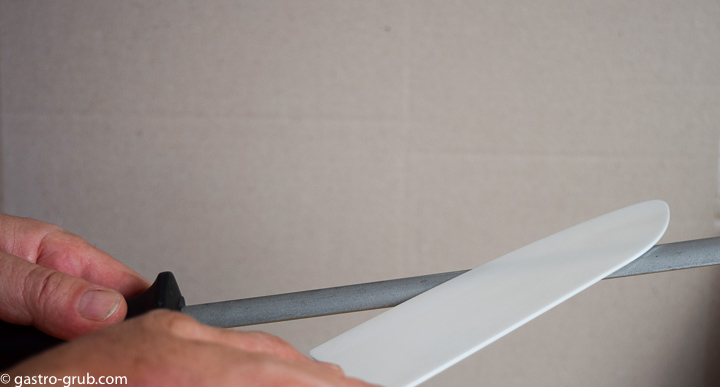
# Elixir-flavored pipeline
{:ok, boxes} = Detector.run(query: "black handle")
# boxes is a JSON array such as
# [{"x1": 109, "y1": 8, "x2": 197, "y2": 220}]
[
  {"x1": 125, "y1": 271, "x2": 185, "y2": 318},
  {"x1": 0, "y1": 271, "x2": 184, "y2": 370}
]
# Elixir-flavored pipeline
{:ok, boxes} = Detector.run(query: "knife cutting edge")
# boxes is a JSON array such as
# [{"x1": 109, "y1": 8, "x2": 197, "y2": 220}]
[{"x1": 1, "y1": 235, "x2": 719, "y2": 370}]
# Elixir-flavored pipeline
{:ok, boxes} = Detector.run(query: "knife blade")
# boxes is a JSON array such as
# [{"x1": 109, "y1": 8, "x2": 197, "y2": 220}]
[{"x1": 309, "y1": 200, "x2": 670, "y2": 386}]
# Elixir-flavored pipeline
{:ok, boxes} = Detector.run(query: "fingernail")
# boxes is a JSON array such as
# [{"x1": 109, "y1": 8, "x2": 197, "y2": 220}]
[{"x1": 79, "y1": 290, "x2": 121, "y2": 321}]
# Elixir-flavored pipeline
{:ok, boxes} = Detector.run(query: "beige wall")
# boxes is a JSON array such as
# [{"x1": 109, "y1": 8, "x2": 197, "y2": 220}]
[{"x1": 2, "y1": 1, "x2": 720, "y2": 385}]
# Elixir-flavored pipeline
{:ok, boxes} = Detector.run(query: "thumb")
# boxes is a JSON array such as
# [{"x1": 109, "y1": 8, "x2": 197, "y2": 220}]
[{"x1": 0, "y1": 252, "x2": 127, "y2": 340}]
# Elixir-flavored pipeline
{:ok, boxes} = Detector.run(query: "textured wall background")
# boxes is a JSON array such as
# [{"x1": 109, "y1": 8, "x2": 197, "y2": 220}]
[{"x1": 2, "y1": 1, "x2": 720, "y2": 386}]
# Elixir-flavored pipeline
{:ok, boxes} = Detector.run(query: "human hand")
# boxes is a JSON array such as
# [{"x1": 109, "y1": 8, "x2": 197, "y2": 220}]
[
  {"x1": 8, "y1": 310, "x2": 378, "y2": 387},
  {"x1": 0, "y1": 213, "x2": 150, "y2": 339}
]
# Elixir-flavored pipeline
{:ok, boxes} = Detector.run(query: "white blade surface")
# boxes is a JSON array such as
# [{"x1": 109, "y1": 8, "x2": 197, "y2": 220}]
[{"x1": 311, "y1": 200, "x2": 669, "y2": 386}]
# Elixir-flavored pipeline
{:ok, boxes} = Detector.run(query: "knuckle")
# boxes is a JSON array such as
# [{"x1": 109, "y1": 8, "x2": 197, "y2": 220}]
[
  {"x1": 21, "y1": 267, "x2": 67, "y2": 318},
  {"x1": 2, "y1": 215, "x2": 67, "y2": 261},
  {"x1": 36, "y1": 230, "x2": 98, "y2": 273},
  {"x1": 39, "y1": 222, "x2": 67, "y2": 236},
  {"x1": 247, "y1": 331, "x2": 290, "y2": 346},
  {"x1": 43, "y1": 229, "x2": 91, "y2": 252},
  {"x1": 145, "y1": 309, "x2": 197, "y2": 333},
  {"x1": 242, "y1": 330, "x2": 304, "y2": 357}
]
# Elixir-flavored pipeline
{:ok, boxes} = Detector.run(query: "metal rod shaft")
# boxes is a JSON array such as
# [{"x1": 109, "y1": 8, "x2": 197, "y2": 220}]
[{"x1": 183, "y1": 237, "x2": 720, "y2": 328}]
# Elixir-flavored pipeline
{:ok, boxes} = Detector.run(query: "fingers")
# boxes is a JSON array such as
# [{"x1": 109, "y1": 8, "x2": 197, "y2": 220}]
[
  {"x1": 224, "y1": 353, "x2": 376, "y2": 387},
  {"x1": 0, "y1": 253, "x2": 127, "y2": 339},
  {"x1": 0, "y1": 213, "x2": 150, "y2": 297},
  {"x1": 144, "y1": 311, "x2": 311, "y2": 362},
  {"x1": 0, "y1": 213, "x2": 148, "y2": 338},
  {"x1": 136, "y1": 311, "x2": 379, "y2": 386},
  {"x1": 0, "y1": 213, "x2": 377, "y2": 386},
  {"x1": 36, "y1": 229, "x2": 150, "y2": 297},
  {"x1": 11, "y1": 310, "x2": 379, "y2": 387}
]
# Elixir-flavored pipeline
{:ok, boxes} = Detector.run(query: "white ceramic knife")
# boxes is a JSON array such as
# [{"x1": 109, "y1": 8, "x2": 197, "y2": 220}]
[{"x1": 310, "y1": 200, "x2": 670, "y2": 386}]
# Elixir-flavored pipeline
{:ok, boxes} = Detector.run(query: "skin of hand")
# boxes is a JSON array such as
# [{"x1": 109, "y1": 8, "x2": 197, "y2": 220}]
[
  {"x1": 0, "y1": 213, "x2": 150, "y2": 339},
  {"x1": 8, "y1": 310, "x2": 377, "y2": 387},
  {"x1": 0, "y1": 213, "x2": 376, "y2": 386}
]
